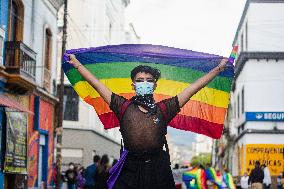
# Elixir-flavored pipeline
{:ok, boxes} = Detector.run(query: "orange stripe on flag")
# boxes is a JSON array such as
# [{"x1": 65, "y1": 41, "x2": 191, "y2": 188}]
[{"x1": 84, "y1": 93, "x2": 226, "y2": 124}]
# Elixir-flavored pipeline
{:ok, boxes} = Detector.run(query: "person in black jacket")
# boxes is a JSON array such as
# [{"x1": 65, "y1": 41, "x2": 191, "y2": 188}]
[
  {"x1": 94, "y1": 154, "x2": 110, "y2": 189},
  {"x1": 65, "y1": 162, "x2": 78, "y2": 189},
  {"x1": 248, "y1": 161, "x2": 264, "y2": 189}
]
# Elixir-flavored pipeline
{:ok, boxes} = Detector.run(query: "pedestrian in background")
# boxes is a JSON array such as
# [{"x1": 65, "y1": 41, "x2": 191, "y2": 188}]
[
  {"x1": 240, "y1": 172, "x2": 249, "y2": 189},
  {"x1": 262, "y1": 164, "x2": 271, "y2": 189},
  {"x1": 172, "y1": 164, "x2": 182, "y2": 189},
  {"x1": 76, "y1": 166, "x2": 86, "y2": 189},
  {"x1": 65, "y1": 162, "x2": 78, "y2": 189},
  {"x1": 84, "y1": 155, "x2": 101, "y2": 189},
  {"x1": 277, "y1": 172, "x2": 283, "y2": 189},
  {"x1": 94, "y1": 154, "x2": 110, "y2": 189},
  {"x1": 248, "y1": 161, "x2": 264, "y2": 189},
  {"x1": 282, "y1": 172, "x2": 284, "y2": 189}
]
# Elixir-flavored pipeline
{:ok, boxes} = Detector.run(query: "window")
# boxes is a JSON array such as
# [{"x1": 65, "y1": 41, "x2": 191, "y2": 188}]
[
  {"x1": 44, "y1": 28, "x2": 52, "y2": 70},
  {"x1": 63, "y1": 86, "x2": 79, "y2": 121},
  {"x1": 241, "y1": 87, "x2": 244, "y2": 114},
  {"x1": 8, "y1": 0, "x2": 24, "y2": 41},
  {"x1": 43, "y1": 28, "x2": 52, "y2": 90},
  {"x1": 238, "y1": 127, "x2": 241, "y2": 135},
  {"x1": 234, "y1": 102, "x2": 238, "y2": 118},
  {"x1": 241, "y1": 124, "x2": 244, "y2": 131},
  {"x1": 245, "y1": 22, "x2": 248, "y2": 50},
  {"x1": 241, "y1": 33, "x2": 244, "y2": 52},
  {"x1": 10, "y1": 1, "x2": 18, "y2": 41},
  {"x1": 0, "y1": 28, "x2": 4, "y2": 65},
  {"x1": 237, "y1": 95, "x2": 240, "y2": 118}
]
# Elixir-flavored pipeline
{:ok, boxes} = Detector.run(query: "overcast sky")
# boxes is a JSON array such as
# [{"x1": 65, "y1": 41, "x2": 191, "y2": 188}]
[
  {"x1": 126, "y1": 0, "x2": 247, "y2": 57},
  {"x1": 126, "y1": 0, "x2": 247, "y2": 145}
]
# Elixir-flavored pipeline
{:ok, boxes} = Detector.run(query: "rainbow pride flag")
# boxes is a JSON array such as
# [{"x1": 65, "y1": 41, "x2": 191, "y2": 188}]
[
  {"x1": 205, "y1": 168, "x2": 223, "y2": 189},
  {"x1": 182, "y1": 168, "x2": 206, "y2": 189},
  {"x1": 223, "y1": 173, "x2": 236, "y2": 189},
  {"x1": 228, "y1": 46, "x2": 238, "y2": 64},
  {"x1": 62, "y1": 44, "x2": 235, "y2": 139}
]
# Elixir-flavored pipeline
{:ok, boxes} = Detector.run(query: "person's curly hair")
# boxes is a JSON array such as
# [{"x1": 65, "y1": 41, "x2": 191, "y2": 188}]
[{"x1": 131, "y1": 65, "x2": 161, "y2": 81}]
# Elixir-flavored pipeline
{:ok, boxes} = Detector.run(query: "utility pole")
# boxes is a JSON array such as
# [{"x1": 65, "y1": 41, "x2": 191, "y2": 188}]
[{"x1": 56, "y1": 0, "x2": 67, "y2": 188}]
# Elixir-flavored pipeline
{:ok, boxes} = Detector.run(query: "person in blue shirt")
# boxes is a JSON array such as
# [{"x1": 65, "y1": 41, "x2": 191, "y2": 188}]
[{"x1": 84, "y1": 155, "x2": 101, "y2": 189}]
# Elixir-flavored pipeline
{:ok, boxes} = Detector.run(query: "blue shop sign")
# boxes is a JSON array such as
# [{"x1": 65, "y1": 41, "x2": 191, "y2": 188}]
[{"x1": 246, "y1": 112, "x2": 284, "y2": 121}]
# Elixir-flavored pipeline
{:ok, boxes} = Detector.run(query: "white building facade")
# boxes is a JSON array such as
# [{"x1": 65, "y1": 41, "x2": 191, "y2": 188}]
[
  {"x1": 59, "y1": 0, "x2": 141, "y2": 169},
  {"x1": 228, "y1": 0, "x2": 284, "y2": 179},
  {"x1": 193, "y1": 135, "x2": 213, "y2": 156}
]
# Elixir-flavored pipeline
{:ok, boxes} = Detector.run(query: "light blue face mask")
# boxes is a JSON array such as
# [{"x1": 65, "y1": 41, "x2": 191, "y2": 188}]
[{"x1": 134, "y1": 81, "x2": 154, "y2": 96}]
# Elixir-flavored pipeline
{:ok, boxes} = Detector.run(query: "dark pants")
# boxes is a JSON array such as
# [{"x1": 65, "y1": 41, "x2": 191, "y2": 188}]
[
  {"x1": 113, "y1": 149, "x2": 175, "y2": 189},
  {"x1": 67, "y1": 183, "x2": 76, "y2": 189},
  {"x1": 84, "y1": 186, "x2": 95, "y2": 189}
]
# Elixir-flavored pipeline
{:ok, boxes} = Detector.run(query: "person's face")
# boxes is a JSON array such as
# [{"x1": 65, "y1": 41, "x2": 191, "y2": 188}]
[
  {"x1": 132, "y1": 72, "x2": 157, "y2": 92},
  {"x1": 69, "y1": 164, "x2": 74, "y2": 170},
  {"x1": 244, "y1": 172, "x2": 247, "y2": 177}
]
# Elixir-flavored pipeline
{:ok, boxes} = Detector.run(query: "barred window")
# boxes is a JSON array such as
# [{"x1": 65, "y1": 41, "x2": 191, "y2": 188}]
[{"x1": 63, "y1": 86, "x2": 79, "y2": 121}]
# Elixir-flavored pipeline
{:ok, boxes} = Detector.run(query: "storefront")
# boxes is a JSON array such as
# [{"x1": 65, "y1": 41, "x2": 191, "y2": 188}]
[
  {"x1": 0, "y1": 94, "x2": 32, "y2": 189},
  {"x1": 239, "y1": 144, "x2": 284, "y2": 176}
]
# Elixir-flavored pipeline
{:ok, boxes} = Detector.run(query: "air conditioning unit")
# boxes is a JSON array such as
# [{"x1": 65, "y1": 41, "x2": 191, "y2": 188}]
[{"x1": 0, "y1": 27, "x2": 5, "y2": 66}]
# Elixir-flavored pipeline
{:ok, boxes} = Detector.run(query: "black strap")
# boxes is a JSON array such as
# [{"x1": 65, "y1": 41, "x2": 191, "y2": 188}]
[{"x1": 120, "y1": 139, "x2": 123, "y2": 157}]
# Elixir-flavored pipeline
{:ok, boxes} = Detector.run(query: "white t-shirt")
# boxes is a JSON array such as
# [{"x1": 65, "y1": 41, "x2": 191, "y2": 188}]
[
  {"x1": 263, "y1": 167, "x2": 272, "y2": 185},
  {"x1": 240, "y1": 176, "x2": 249, "y2": 189}
]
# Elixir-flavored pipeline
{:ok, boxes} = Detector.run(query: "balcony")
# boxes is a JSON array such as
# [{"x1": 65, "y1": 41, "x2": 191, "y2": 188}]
[{"x1": 4, "y1": 41, "x2": 36, "y2": 94}]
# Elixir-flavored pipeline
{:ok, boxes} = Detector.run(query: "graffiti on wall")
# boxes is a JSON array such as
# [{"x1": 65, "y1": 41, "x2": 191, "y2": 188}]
[{"x1": 28, "y1": 96, "x2": 55, "y2": 187}]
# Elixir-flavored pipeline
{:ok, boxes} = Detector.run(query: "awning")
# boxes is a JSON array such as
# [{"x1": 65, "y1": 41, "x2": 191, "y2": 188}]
[{"x1": 0, "y1": 94, "x2": 34, "y2": 114}]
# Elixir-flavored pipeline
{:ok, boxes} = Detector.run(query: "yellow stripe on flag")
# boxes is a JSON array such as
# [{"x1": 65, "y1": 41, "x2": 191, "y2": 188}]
[{"x1": 73, "y1": 78, "x2": 230, "y2": 108}]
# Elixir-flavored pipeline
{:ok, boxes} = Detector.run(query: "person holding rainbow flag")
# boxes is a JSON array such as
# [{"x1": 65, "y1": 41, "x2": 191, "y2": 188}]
[{"x1": 64, "y1": 44, "x2": 236, "y2": 189}]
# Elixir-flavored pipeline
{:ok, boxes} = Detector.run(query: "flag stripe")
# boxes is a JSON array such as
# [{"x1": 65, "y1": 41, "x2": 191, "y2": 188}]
[
  {"x1": 73, "y1": 79, "x2": 230, "y2": 108},
  {"x1": 169, "y1": 114, "x2": 224, "y2": 139},
  {"x1": 63, "y1": 45, "x2": 234, "y2": 77},
  {"x1": 66, "y1": 62, "x2": 232, "y2": 92},
  {"x1": 84, "y1": 94, "x2": 227, "y2": 124},
  {"x1": 99, "y1": 112, "x2": 224, "y2": 139}
]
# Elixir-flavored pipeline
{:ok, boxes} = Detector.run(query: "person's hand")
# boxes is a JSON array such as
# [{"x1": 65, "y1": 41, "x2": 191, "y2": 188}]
[
  {"x1": 217, "y1": 58, "x2": 228, "y2": 72},
  {"x1": 67, "y1": 54, "x2": 81, "y2": 68}
]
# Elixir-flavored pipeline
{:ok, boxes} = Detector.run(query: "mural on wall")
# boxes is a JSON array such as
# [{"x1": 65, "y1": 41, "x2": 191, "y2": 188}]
[
  {"x1": 39, "y1": 100, "x2": 54, "y2": 185},
  {"x1": 28, "y1": 96, "x2": 55, "y2": 187},
  {"x1": 28, "y1": 96, "x2": 38, "y2": 187}
]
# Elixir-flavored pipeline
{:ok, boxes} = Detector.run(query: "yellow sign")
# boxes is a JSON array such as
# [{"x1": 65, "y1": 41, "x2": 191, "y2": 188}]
[{"x1": 246, "y1": 144, "x2": 284, "y2": 176}]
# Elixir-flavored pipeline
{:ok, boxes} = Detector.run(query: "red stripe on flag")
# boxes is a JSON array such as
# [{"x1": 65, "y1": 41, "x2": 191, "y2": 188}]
[
  {"x1": 99, "y1": 112, "x2": 223, "y2": 139},
  {"x1": 169, "y1": 114, "x2": 224, "y2": 139}
]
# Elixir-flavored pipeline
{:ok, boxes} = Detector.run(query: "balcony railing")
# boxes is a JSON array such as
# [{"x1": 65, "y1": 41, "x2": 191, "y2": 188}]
[{"x1": 5, "y1": 41, "x2": 36, "y2": 81}]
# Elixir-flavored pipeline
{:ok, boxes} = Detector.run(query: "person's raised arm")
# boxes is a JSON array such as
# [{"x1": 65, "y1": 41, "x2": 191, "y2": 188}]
[
  {"x1": 177, "y1": 58, "x2": 228, "y2": 108},
  {"x1": 67, "y1": 54, "x2": 112, "y2": 105}
]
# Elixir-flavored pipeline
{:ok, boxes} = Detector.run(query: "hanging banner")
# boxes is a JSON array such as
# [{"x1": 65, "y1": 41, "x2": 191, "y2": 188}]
[
  {"x1": 246, "y1": 144, "x2": 284, "y2": 176},
  {"x1": 4, "y1": 108, "x2": 27, "y2": 173}
]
